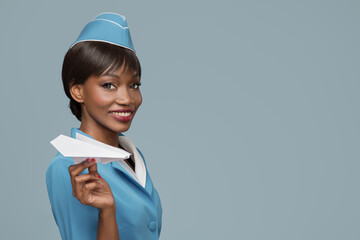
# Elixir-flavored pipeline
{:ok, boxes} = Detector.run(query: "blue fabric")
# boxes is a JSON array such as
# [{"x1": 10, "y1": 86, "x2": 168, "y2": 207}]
[
  {"x1": 46, "y1": 128, "x2": 162, "y2": 240},
  {"x1": 71, "y1": 12, "x2": 135, "y2": 52}
]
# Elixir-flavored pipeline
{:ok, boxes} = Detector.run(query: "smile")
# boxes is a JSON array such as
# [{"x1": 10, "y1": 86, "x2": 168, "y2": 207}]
[
  {"x1": 109, "y1": 110, "x2": 134, "y2": 122},
  {"x1": 110, "y1": 111, "x2": 131, "y2": 117}
]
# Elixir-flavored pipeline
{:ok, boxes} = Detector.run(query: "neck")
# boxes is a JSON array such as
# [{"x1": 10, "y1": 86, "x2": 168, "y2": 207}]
[{"x1": 79, "y1": 115, "x2": 119, "y2": 148}]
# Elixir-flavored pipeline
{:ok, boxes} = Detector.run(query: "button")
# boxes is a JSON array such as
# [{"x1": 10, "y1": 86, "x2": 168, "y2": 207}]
[{"x1": 148, "y1": 221, "x2": 156, "y2": 232}]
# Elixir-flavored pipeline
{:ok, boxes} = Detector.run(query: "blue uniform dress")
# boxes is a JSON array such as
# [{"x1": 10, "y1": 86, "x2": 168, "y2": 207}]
[{"x1": 46, "y1": 128, "x2": 162, "y2": 240}]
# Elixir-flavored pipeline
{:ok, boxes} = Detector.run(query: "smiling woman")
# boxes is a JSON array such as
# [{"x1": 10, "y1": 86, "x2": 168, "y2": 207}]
[
  {"x1": 46, "y1": 13, "x2": 162, "y2": 240},
  {"x1": 65, "y1": 42, "x2": 143, "y2": 142},
  {"x1": 62, "y1": 41, "x2": 142, "y2": 122}
]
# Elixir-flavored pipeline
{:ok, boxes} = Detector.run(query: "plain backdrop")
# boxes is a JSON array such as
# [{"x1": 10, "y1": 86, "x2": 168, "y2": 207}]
[{"x1": 0, "y1": 0, "x2": 359, "y2": 239}]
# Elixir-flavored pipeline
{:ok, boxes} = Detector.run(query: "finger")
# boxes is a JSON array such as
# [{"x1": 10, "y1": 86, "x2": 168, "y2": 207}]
[
  {"x1": 79, "y1": 185, "x2": 90, "y2": 205},
  {"x1": 68, "y1": 158, "x2": 95, "y2": 175},
  {"x1": 68, "y1": 158, "x2": 96, "y2": 178},
  {"x1": 68, "y1": 158, "x2": 91, "y2": 172},
  {"x1": 88, "y1": 161, "x2": 98, "y2": 174},
  {"x1": 73, "y1": 173, "x2": 99, "y2": 184},
  {"x1": 80, "y1": 181, "x2": 102, "y2": 205},
  {"x1": 72, "y1": 172, "x2": 101, "y2": 197},
  {"x1": 84, "y1": 181, "x2": 101, "y2": 191},
  {"x1": 73, "y1": 177, "x2": 83, "y2": 199}
]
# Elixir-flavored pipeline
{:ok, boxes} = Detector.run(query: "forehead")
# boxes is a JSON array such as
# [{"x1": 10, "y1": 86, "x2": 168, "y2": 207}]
[
  {"x1": 103, "y1": 60, "x2": 140, "y2": 78},
  {"x1": 105, "y1": 67, "x2": 139, "y2": 78},
  {"x1": 101, "y1": 64, "x2": 139, "y2": 79}
]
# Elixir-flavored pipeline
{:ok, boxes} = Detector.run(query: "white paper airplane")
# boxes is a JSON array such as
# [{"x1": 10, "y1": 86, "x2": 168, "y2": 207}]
[{"x1": 50, "y1": 133, "x2": 131, "y2": 164}]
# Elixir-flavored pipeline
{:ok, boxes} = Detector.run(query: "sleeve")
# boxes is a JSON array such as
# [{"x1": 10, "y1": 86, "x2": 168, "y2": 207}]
[{"x1": 46, "y1": 155, "x2": 99, "y2": 240}]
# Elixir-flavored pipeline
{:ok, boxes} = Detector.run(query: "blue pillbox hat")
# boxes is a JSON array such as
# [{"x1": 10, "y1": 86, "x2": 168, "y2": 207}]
[{"x1": 70, "y1": 12, "x2": 135, "y2": 52}]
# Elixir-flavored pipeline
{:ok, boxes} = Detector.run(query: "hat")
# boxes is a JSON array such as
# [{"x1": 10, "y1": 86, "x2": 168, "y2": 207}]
[{"x1": 70, "y1": 12, "x2": 135, "y2": 52}]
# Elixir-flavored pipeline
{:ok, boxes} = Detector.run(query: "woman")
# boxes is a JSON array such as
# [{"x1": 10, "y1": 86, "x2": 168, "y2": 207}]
[{"x1": 46, "y1": 13, "x2": 162, "y2": 240}]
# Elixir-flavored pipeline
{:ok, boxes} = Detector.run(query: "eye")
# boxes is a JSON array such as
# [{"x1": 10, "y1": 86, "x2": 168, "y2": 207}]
[
  {"x1": 130, "y1": 82, "x2": 142, "y2": 89},
  {"x1": 102, "y1": 83, "x2": 116, "y2": 90}
]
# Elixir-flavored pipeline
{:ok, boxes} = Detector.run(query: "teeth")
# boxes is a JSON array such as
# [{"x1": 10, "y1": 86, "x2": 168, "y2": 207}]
[{"x1": 111, "y1": 112, "x2": 131, "y2": 117}]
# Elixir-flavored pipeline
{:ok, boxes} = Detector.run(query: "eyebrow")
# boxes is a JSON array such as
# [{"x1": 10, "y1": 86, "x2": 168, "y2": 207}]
[{"x1": 101, "y1": 72, "x2": 140, "y2": 79}]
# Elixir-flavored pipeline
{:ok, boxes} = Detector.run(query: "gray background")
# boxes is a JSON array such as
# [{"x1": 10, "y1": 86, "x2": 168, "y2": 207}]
[{"x1": 0, "y1": 0, "x2": 359, "y2": 239}]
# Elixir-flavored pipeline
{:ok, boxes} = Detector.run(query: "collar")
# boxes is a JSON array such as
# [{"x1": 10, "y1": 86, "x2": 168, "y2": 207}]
[{"x1": 70, "y1": 127, "x2": 125, "y2": 139}]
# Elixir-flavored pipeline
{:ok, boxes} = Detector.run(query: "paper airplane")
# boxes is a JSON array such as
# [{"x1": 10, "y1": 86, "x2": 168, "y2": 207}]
[{"x1": 50, "y1": 133, "x2": 131, "y2": 164}]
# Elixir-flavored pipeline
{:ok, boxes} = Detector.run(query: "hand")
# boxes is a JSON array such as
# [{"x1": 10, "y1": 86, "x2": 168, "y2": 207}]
[{"x1": 68, "y1": 158, "x2": 115, "y2": 211}]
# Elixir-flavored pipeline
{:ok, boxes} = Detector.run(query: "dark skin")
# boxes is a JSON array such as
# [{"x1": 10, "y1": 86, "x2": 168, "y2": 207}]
[
  {"x1": 68, "y1": 159, "x2": 119, "y2": 240},
  {"x1": 68, "y1": 64, "x2": 142, "y2": 239}
]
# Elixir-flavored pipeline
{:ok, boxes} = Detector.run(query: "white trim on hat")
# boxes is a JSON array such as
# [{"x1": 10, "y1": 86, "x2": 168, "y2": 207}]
[
  {"x1": 70, "y1": 39, "x2": 135, "y2": 52},
  {"x1": 94, "y1": 12, "x2": 126, "y2": 21},
  {"x1": 91, "y1": 19, "x2": 129, "y2": 29}
]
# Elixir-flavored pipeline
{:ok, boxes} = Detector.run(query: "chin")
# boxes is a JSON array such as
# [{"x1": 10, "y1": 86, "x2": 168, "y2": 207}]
[{"x1": 112, "y1": 123, "x2": 131, "y2": 133}]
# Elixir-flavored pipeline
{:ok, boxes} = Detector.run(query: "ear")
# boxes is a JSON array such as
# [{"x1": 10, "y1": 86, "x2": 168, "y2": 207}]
[{"x1": 70, "y1": 83, "x2": 85, "y2": 103}]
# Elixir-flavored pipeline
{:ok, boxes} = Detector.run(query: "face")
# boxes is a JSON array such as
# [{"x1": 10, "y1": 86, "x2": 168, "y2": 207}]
[{"x1": 72, "y1": 64, "x2": 142, "y2": 134}]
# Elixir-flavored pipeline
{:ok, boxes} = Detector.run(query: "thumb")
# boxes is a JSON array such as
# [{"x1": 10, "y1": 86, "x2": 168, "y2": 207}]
[{"x1": 88, "y1": 158, "x2": 98, "y2": 174}]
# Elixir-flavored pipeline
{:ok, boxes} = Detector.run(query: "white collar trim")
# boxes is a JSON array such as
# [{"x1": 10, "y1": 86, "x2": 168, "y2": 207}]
[{"x1": 117, "y1": 135, "x2": 147, "y2": 188}]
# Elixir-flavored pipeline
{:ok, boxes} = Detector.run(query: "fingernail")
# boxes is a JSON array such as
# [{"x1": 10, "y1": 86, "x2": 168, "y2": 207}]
[
  {"x1": 89, "y1": 158, "x2": 95, "y2": 162},
  {"x1": 96, "y1": 174, "x2": 101, "y2": 179}
]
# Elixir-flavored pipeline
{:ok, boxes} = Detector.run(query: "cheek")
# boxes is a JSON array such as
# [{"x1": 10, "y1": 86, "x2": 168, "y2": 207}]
[
  {"x1": 135, "y1": 92, "x2": 143, "y2": 108},
  {"x1": 87, "y1": 88, "x2": 114, "y2": 108}
]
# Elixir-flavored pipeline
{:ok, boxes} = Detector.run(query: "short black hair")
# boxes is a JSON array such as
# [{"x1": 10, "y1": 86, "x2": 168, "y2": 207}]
[{"x1": 62, "y1": 41, "x2": 141, "y2": 121}]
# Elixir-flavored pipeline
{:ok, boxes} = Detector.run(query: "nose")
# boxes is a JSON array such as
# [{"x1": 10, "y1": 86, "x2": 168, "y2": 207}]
[{"x1": 115, "y1": 86, "x2": 133, "y2": 105}]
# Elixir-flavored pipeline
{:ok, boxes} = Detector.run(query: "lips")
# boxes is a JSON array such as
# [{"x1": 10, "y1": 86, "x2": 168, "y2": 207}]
[{"x1": 109, "y1": 109, "x2": 134, "y2": 122}]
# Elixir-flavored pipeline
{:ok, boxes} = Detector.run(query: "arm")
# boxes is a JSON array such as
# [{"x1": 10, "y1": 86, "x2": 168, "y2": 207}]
[
  {"x1": 68, "y1": 159, "x2": 119, "y2": 240},
  {"x1": 46, "y1": 156, "x2": 99, "y2": 240},
  {"x1": 98, "y1": 207, "x2": 119, "y2": 240}
]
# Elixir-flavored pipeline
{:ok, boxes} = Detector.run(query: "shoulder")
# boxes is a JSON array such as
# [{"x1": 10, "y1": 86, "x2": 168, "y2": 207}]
[
  {"x1": 46, "y1": 152, "x2": 73, "y2": 183},
  {"x1": 47, "y1": 152, "x2": 73, "y2": 172}
]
